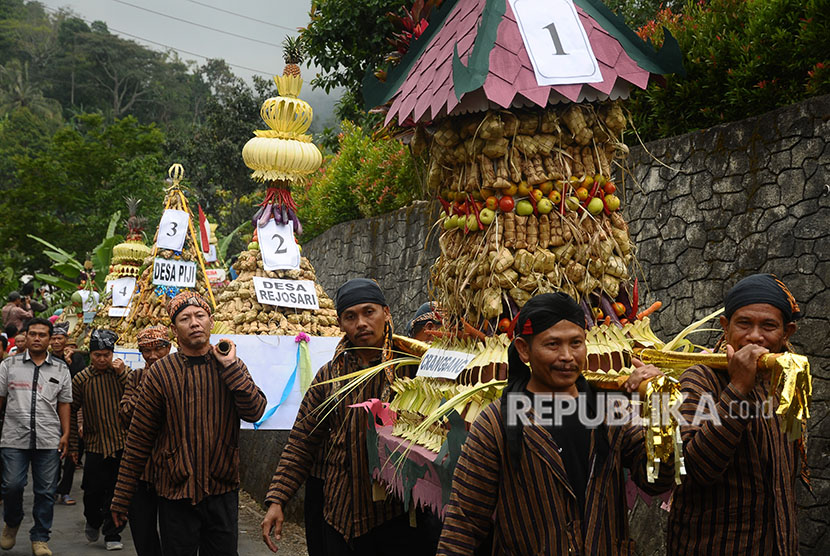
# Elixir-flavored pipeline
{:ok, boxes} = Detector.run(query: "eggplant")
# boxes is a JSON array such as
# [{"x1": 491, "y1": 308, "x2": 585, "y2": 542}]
[
  {"x1": 257, "y1": 203, "x2": 271, "y2": 228},
  {"x1": 271, "y1": 203, "x2": 282, "y2": 224},
  {"x1": 599, "y1": 294, "x2": 623, "y2": 328}
]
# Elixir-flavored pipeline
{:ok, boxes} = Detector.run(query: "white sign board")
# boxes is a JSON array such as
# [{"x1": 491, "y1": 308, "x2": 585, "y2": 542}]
[
  {"x1": 78, "y1": 290, "x2": 99, "y2": 312},
  {"x1": 417, "y1": 347, "x2": 476, "y2": 380},
  {"x1": 258, "y1": 220, "x2": 300, "y2": 271},
  {"x1": 203, "y1": 244, "x2": 217, "y2": 263},
  {"x1": 115, "y1": 335, "x2": 340, "y2": 429},
  {"x1": 109, "y1": 307, "x2": 130, "y2": 317},
  {"x1": 156, "y1": 209, "x2": 190, "y2": 251},
  {"x1": 205, "y1": 268, "x2": 227, "y2": 283},
  {"x1": 152, "y1": 258, "x2": 197, "y2": 288},
  {"x1": 108, "y1": 277, "x2": 136, "y2": 307},
  {"x1": 252, "y1": 277, "x2": 319, "y2": 310},
  {"x1": 509, "y1": 0, "x2": 602, "y2": 86}
]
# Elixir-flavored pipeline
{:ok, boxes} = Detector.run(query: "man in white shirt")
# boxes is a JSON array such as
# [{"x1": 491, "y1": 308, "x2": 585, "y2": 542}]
[{"x1": 0, "y1": 318, "x2": 72, "y2": 556}]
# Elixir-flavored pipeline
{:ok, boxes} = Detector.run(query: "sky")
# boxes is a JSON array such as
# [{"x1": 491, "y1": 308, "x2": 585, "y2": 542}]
[{"x1": 38, "y1": 0, "x2": 343, "y2": 126}]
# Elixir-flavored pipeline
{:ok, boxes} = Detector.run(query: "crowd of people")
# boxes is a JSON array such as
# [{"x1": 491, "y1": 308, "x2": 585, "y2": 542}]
[{"x1": 0, "y1": 273, "x2": 806, "y2": 555}]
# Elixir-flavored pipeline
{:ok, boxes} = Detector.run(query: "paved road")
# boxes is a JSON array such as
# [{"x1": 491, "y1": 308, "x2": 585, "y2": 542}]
[{"x1": 0, "y1": 468, "x2": 306, "y2": 555}]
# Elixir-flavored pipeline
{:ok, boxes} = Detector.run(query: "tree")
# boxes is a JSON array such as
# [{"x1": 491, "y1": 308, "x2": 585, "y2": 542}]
[
  {"x1": 0, "y1": 59, "x2": 61, "y2": 119},
  {"x1": 80, "y1": 23, "x2": 161, "y2": 119},
  {"x1": 0, "y1": 113, "x2": 166, "y2": 274},
  {"x1": 301, "y1": 0, "x2": 407, "y2": 122},
  {"x1": 602, "y1": 0, "x2": 685, "y2": 30}
]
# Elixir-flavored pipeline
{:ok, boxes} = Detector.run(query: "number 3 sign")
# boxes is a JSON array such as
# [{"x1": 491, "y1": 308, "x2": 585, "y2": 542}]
[
  {"x1": 258, "y1": 219, "x2": 300, "y2": 271},
  {"x1": 509, "y1": 0, "x2": 602, "y2": 86},
  {"x1": 156, "y1": 209, "x2": 190, "y2": 251}
]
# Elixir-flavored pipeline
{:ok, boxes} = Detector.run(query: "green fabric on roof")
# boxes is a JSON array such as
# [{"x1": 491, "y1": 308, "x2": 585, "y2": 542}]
[
  {"x1": 574, "y1": 0, "x2": 685, "y2": 77},
  {"x1": 451, "y1": 0, "x2": 505, "y2": 100}
]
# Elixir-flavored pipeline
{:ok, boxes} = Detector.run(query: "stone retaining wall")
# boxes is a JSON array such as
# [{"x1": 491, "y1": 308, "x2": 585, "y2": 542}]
[{"x1": 240, "y1": 95, "x2": 830, "y2": 554}]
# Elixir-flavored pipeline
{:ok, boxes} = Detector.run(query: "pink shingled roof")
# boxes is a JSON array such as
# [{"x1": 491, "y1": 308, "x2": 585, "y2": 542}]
[{"x1": 386, "y1": 0, "x2": 653, "y2": 125}]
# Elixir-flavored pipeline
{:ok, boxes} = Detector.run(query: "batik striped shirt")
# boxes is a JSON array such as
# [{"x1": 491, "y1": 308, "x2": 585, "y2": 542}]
[
  {"x1": 70, "y1": 365, "x2": 130, "y2": 457},
  {"x1": 110, "y1": 351, "x2": 266, "y2": 514},
  {"x1": 667, "y1": 365, "x2": 799, "y2": 555},
  {"x1": 265, "y1": 348, "x2": 416, "y2": 541},
  {"x1": 118, "y1": 365, "x2": 146, "y2": 429},
  {"x1": 437, "y1": 395, "x2": 674, "y2": 555}
]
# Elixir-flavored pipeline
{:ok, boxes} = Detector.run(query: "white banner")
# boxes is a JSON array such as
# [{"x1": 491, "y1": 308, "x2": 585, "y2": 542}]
[
  {"x1": 78, "y1": 290, "x2": 99, "y2": 312},
  {"x1": 252, "y1": 277, "x2": 319, "y2": 310},
  {"x1": 417, "y1": 347, "x2": 476, "y2": 380},
  {"x1": 509, "y1": 0, "x2": 602, "y2": 86},
  {"x1": 113, "y1": 334, "x2": 341, "y2": 429},
  {"x1": 156, "y1": 209, "x2": 190, "y2": 251},
  {"x1": 109, "y1": 307, "x2": 130, "y2": 317},
  {"x1": 258, "y1": 220, "x2": 300, "y2": 271},
  {"x1": 107, "y1": 277, "x2": 136, "y2": 307},
  {"x1": 203, "y1": 244, "x2": 217, "y2": 263},
  {"x1": 206, "y1": 268, "x2": 227, "y2": 283},
  {"x1": 152, "y1": 258, "x2": 197, "y2": 287}
]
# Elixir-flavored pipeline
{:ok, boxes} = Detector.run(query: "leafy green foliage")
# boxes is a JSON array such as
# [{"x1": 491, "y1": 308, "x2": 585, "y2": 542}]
[
  {"x1": 602, "y1": 0, "x2": 685, "y2": 30},
  {"x1": 0, "y1": 114, "x2": 164, "y2": 273},
  {"x1": 295, "y1": 120, "x2": 422, "y2": 239},
  {"x1": 628, "y1": 0, "x2": 830, "y2": 140},
  {"x1": 302, "y1": 0, "x2": 407, "y2": 122}
]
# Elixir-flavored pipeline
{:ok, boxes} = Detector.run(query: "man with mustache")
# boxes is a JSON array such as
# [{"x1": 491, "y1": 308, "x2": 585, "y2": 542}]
[
  {"x1": 69, "y1": 329, "x2": 130, "y2": 551},
  {"x1": 117, "y1": 325, "x2": 171, "y2": 556},
  {"x1": 437, "y1": 293, "x2": 670, "y2": 555},
  {"x1": 110, "y1": 291, "x2": 266, "y2": 555},
  {"x1": 668, "y1": 274, "x2": 803, "y2": 555},
  {"x1": 261, "y1": 278, "x2": 428, "y2": 555}
]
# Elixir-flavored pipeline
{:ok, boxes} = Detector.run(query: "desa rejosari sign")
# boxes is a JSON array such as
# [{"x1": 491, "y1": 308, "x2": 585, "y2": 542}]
[{"x1": 252, "y1": 277, "x2": 319, "y2": 310}]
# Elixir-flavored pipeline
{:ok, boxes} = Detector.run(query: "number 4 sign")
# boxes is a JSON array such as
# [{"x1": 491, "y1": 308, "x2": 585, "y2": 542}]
[
  {"x1": 509, "y1": 0, "x2": 603, "y2": 86},
  {"x1": 156, "y1": 209, "x2": 190, "y2": 251},
  {"x1": 258, "y1": 219, "x2": 300, "y2": 271},
  {"x1": 107, "y1": 277, "x2": 136, "y2": 308}
]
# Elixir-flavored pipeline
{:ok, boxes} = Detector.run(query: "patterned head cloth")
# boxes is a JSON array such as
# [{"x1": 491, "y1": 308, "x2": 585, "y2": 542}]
[
  {"x1": 89, "y1": 329, "x2": 118, "y2": 352},
  {"x1": 137, "y1": 325, "x2": 171, "y2": 349},
  {"x1": 724, "y1": 273, "x2": 801, "y2": 323},
  {"x1": 408, "y1": 302, "x2": 442, "y2": 336},
  {"x1": 167, "y1": 291, "x2": 212, "y2": 323},
  {"x1": 52, "y1": 322, "x2": 70, "y2": 337}
]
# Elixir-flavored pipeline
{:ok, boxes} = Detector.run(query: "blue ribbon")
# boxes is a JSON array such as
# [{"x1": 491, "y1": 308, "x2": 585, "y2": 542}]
[{"x1": 253, "y1": 343, "x2": 301, "y2": 430}]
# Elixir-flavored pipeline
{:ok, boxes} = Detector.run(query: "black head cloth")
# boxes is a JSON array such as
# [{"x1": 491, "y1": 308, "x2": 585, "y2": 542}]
[
  {"x1": 724, "y1": 273, "x2": 801, "y2": 323},
  {"x1": 335, "y1": 278, "x2": 388, "y2": 317},
  {"x1": 502, "y1": 292, "x2": 586, "y2": 469},
  {"x1": 89, "y1": 329, "x2": 118, "y2": 352}
]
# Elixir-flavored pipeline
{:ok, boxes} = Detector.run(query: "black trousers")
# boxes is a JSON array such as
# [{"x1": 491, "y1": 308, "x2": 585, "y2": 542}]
[
  {"x1": 304, "y1": 476, "x2": 327, "y2": 556},
  {"x1": 128, "y1": 480, "x2": 162, "y2": 556},
  {"x1": 57, "y1": 438, "x2": 82, "y2": 496},
  {"x1": 157, "y1": 490, "x2": 238, "y2": 556},
  {"x1": 324, "y1": 512, "x2": 433, "y2": 556},
  {"x1": 82, "y1": 451, "x2": 126, "y2": 542}
]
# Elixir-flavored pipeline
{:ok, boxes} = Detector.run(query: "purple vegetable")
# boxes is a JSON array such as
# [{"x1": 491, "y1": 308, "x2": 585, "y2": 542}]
[
  {"x1": 599, "y1": 294, "x2": 623, "y2": 328},
  {"x1": 581, "y1": 299, "x2": 595, "y2": 329},
  {"x1": 257, "y1": 204, "x2": 271, "y2": 228},
  {"x1": 271, "y1": 203, "x2": 282, "y2": 224},
  {"x1": 289, "y1": 208, "x2": 303, "y2": 236},
  {"x1": 281, "y1": 205, "x2": 288, "y2": 224},
  {"x1": 251, "y1": 205, "x2": 265, "y2": 228}
]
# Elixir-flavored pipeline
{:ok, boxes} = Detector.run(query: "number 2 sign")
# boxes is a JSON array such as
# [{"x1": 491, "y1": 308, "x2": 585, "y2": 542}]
[
  {"x1": 509, "y1": 0, "x2": 603, "y2": 86},
  {"x1": 258, "y1": 219, "x2": 300, "y2": 271},
  {"x1": 156, "y1": 209, "x2": 190, "y2": 251}
]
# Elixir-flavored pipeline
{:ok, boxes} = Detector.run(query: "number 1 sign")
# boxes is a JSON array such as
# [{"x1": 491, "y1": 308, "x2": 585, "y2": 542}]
[
  {"x1": 156, "y1": 209, "x2": 190, "y2": 251},
  {"x1": 509, "y1": 0, "x2": 602, "y2": 86},
  {"x1": 258, "y1": 219, "x2": 301, "y2": 271}
]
